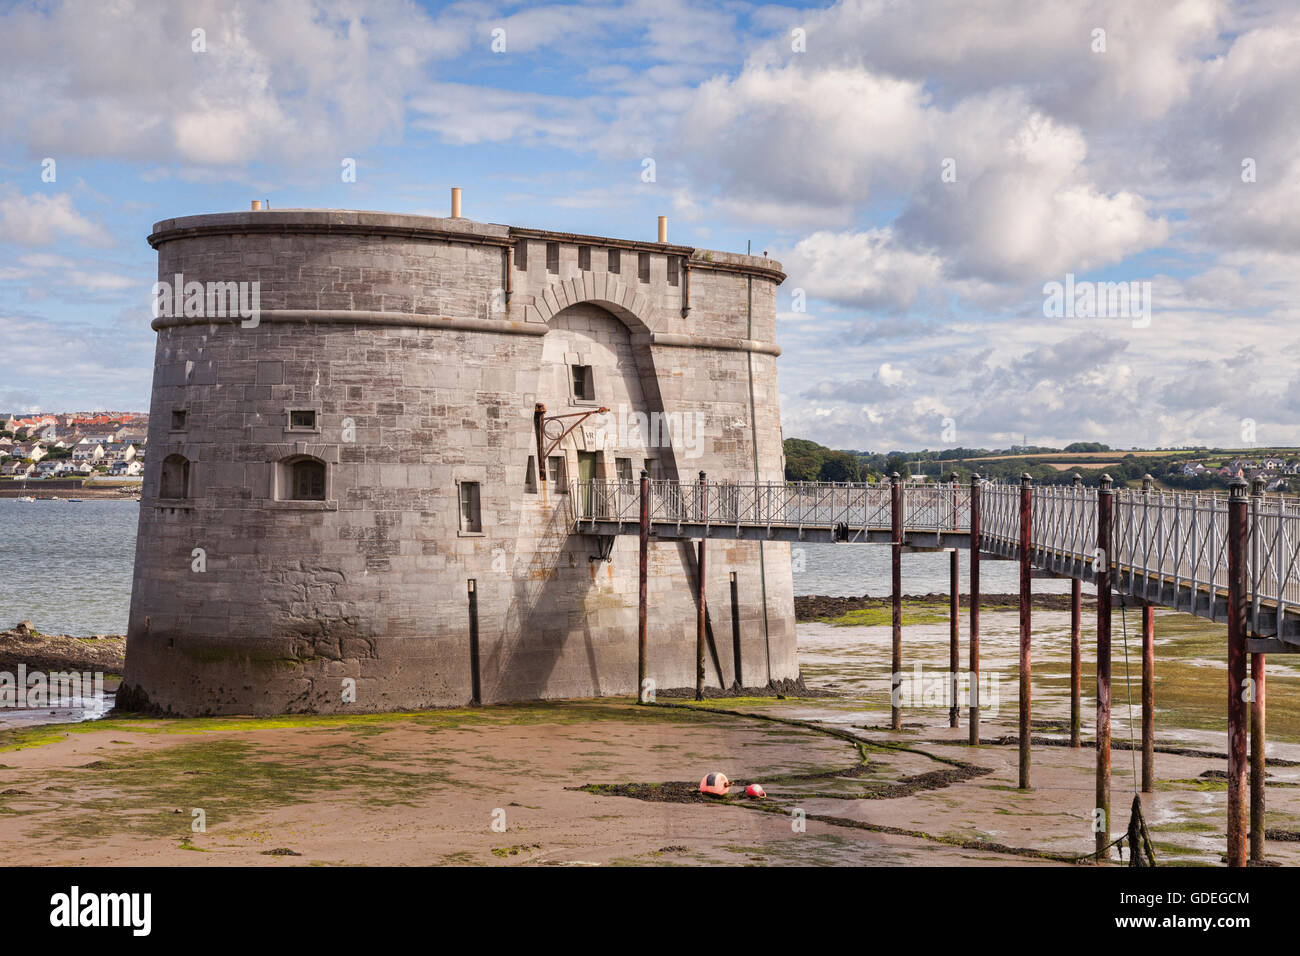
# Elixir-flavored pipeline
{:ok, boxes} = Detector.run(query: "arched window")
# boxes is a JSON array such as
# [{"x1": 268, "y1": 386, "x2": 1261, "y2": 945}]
[
  {"x1": 289, "y1": 457, "x2": 326, "y2": 501},
  {"x1": 159, "y1": 454, "x2": 190, "y2": 500}
]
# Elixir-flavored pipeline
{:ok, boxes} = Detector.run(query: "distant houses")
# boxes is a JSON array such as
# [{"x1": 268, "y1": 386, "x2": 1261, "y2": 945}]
[
  {"x1": 0, "y1": 412, "x2": 148, "y2": 482},
  {"x1": 1169, "y1": 455, "x2": 1300, "y2": 493}
]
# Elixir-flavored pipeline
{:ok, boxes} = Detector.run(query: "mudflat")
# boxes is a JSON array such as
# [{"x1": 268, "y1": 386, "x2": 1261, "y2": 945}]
[{"x1": 2, "y1": 606, "x2": 1296, "y2": 866}]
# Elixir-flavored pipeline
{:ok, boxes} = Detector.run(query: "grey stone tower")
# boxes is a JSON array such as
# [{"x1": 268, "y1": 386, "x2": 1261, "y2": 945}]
[{"x1": 121, "y1": 206, "x2": 796, "y2": 715}]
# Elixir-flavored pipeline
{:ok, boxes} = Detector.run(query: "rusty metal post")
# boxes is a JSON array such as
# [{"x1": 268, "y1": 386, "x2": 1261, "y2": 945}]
[
  {"x1": 637, "y1": 469, "x2": 649, "y2": 703},
  {"x1": 1250, "y1": 477, "x2": 1266, "y2": 864},
  {"x1": 1142, "y1": 601, "x2": 1155, "y2": 793},
  {"x1": 1140, "y1": 473, "x2": 1155, "y2": 794},
  {"x1": 1071, "y1": 474, "x2": 1083, "y2": 749},
  {"x1": 696, "y1": 471, "x2": 707, "y2": 701},
  {"x1": 534, "y1": 403, "x2": 547, "y2": 485},
  {"x1": 1095, "y1": 474, "x2": 1113, "y2": 860},
  {"x1": 968, "y1": 473, "x2": 981, "y2": 745},
  {"x1": 1227, "y1": 476, "x2": 1249, "y2": 867},
  {"x1": 1019, "y1": 473, "x2": 1032, "y2": 790},
  {"x1": 730, "y1": 571, "x2": 742, "y2": 690},
  {"x1": 468, "y1": 579, "x2": 481, "y2": 706},
  {"x1": 1251, "y1": 651, "x2": 1266, "y2": 863},
  {"x1": 891, "y1": 472, "x2": 903, "y2": 731},
  {"x1": 949, "y1": 547, "x2": 959, "y2": 729}
]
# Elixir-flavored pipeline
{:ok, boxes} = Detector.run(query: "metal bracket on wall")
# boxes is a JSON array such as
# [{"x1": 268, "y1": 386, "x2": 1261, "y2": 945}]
[{"x1": 542, "y1": 407, "x2": 609, "y2": 457}]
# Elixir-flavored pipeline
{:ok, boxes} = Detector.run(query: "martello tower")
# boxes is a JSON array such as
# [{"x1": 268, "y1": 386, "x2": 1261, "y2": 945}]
[{"x1": 121, "y1": 199, "x2": 796, "y2": 716}]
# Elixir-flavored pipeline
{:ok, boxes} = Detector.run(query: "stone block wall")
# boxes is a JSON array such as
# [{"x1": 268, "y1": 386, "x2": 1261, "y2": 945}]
[{"x1": 122, "y1": 209, "x2": 795, "y2": 715}]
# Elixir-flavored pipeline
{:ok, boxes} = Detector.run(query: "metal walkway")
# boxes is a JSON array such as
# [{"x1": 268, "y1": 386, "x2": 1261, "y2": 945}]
[{"x1": 570, "y1": 474, "x2": 1300, "y2": 651}]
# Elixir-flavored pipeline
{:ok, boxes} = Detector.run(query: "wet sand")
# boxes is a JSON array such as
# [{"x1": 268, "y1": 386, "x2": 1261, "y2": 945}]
[{"x1": 0, "y1": 607, "x2": 1295, "y2": 866}]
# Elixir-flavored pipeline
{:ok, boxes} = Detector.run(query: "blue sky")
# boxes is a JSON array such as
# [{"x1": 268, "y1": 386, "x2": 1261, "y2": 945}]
[{"x1": 2, "y1": 0, "x2": 1298, "y2": 451}]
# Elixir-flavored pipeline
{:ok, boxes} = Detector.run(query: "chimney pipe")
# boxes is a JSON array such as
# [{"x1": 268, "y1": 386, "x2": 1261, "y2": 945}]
[
  {"x1": 451, "y1": 187, "x2": 462, "y2": 219},
  {"x1": 657, "y1": 216, "x2": 667, "y2": 243},
  {"x1": 250, "y1": 200, "x2": 262, "y2": 211}
]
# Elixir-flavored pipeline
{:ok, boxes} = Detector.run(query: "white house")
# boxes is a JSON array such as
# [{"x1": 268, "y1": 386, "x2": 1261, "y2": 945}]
[
  {"x1": 71, "y1": 440, "x2": 105, "y2": 462},
  {"x1": 109, "y1": 459, "x2": 144, "y2": 477},
  {"x1": 102, "y1": 442, "x2": 137, "y2": 462},
  {"x1": 12, "y1": 442, "x2": 47, "y2": 462}
]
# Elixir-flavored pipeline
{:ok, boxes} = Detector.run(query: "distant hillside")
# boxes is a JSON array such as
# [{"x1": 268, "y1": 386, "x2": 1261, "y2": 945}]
[{"x1": 783, "y1": 438, "x2": 1300, "y2": 490}]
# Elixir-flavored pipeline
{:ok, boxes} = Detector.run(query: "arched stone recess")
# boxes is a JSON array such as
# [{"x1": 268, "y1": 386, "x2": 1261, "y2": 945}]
[
  {"x1": 521, "y1": 274, "x2": 653, "y2": 339},
  {"x1": 529, "y1": 285, "x2": 691, "y2": 481}
]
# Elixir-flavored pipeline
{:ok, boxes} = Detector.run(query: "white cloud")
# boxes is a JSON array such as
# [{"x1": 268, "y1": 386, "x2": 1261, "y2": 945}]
[
  {"x1": 0, "y1": 190, "x2": 111, "y2": 247},
  {"x1": 777, "y1": 229, "x2": 944, "y2": 311}
]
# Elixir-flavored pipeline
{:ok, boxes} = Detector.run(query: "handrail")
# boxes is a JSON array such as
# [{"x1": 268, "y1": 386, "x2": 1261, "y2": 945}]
[{"x1": 568, "y1": 478, "x2": 1300, "y2": 628}]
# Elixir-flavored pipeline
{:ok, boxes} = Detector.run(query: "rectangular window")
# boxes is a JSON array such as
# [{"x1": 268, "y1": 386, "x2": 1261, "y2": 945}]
[
  {"x1": 546, "y1": 242, "x2": 559, "y2": 273},
  {"x1": 548, "y1": 455, "x2": 567, "y2": 493},
  {"x1": 667, "y1": 256, "x2": 679, "y2": 286},
  {"x1": 571, "y1": 364, "x2": 595, "y2": 402},
  {"x1": 616, "y1": 457, "x2": 633, "y2": 482},
  {"x1": 607, "y1": 248, "x2": 620, "y2": 274},
  {"x1": 170, "y1": 409, "x2": 187, "y2": 430},
  {"x1": 578, "y1": 245, "x2": 591, "y2": 270},
  {"x1": 638, "y1": 252, "x2": 650, "y2": 283},
  {"x1": 289, "y1": 409, "x2": 317, "y2": 430},
  {"x1": 459, "y1": 481, "x2": 482, "y2": 533},
  {"x1": 515, "y1": 239, "x2": 528, "y2": 270},
  {"x1": 525, "y1": 455, "x2": 537, "y2": 493}
]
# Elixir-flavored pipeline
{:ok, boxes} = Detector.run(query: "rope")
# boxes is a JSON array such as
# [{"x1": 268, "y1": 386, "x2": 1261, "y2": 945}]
[{"x1": 1117, "y1": 597, "x2": 1157, "y2": 866}]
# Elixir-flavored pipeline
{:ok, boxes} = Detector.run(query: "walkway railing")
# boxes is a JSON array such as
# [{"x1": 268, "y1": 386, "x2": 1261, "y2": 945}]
[
  {"x1": 572, "y1": 478, "x2": 967, "y2": 536},
  {"x1": 570, "y1": 476, "x2": 1300, "y2": 639}
]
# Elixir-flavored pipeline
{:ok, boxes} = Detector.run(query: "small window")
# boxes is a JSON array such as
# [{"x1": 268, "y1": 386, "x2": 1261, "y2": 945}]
[
  {"x1": 607, "y1": 248, "x2": 620, "y2": 274},
  {"x1": 638, "y1": 252, "x2": 650, "y2": 283},
  {"x1": 548, "y1": 455, "x2": 567, "y2": 493},
  {"x1": 515, "y1": 238, "x2": 528, "y2": 270},
  {"x1": 571, "y1": 364, "x2": 595, "y2": 402},
  {"x1": 289, "y1": 409, "x2": 317, "y2": 430},
  {"x1": 578, "y1": 245, "x2": 591, "y2": 270},
  {"x1": 546, "y1": 242, "x2": 559, "y2": 274},
  {"x1": 459, "y1": 481, "x2": 482, "y2": 533},
  {"x1": 291, "y1": 458, "x2": 326, "y2": 501},
  {"x1": 159, "y1": 454, "x2": 189, "y2": 500},
  {"x1": 170, "y1": 409, "x2": 187, "y2": 430},
  {"x1": 667, "y1": 256, "x2": 679, "y2": 287},
  {"x1": 525, "y1": 455, "x2": 538, "y2": 493},
  {"x1": 616, "y1": 457, "x2": 633, "y2": 482}
]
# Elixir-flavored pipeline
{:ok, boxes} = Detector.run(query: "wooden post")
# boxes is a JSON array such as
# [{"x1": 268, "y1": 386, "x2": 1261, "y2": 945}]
[
  {"x1": 696, "y1": 471, "x2": 707, "y2": 702},
  {"x1": 638, "y1": 469, "x2": 649, "y2": 703},
  {"x1": 968, "y1": 473, "x2": 981, "y2": 745},
  {"x1": 1227, "y1": 477, "x2": 1248, "y2": 867},
  {"x1": 1095, "y1": 474, "x2": 1113, "y2": 860},
  {"x1": 891, "y1": 472, "x2": 903, "y2": 731},
  {"x1": 1019, "y1": 473, "x2": 1032, "y2": 790},
  {"x1": 1142, "y1": 602, "x2": 1155, "y2": 793},
  {"x1": 949, "y1": 547, "x2": 959, "y2": 729},
  {"x1": 1071, "y1": 474, "x2": 1083, "y2": 749}
]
